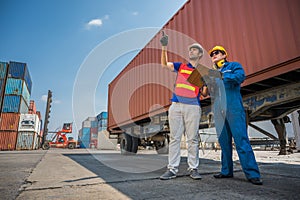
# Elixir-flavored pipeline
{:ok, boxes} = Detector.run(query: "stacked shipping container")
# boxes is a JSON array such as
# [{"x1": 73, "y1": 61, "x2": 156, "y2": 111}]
[
  {"x1": 0, "y1": 61, "x2": 33, "y2": 150},
  {"x1": 78, "y1": 117, "x2": 98, "y2": 148},
  {"x1": 78, "y1": 112, "x2": 108, "y2": 148},
  {"x1": 2, "y1": 61, "x2": 31, "y2": 113}
]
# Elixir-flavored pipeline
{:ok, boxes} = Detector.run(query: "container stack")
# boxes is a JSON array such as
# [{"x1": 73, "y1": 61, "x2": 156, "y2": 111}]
[
  {"x1": 2, "y1": 61, "x2": 31, "y2": 113},
  {"x1": 78, "y1": 117, "x2": 98, "y2": 148},
  {"x1": 0, "y1": 61, "x2": 32, "y2": 150},
  {"x1": 96, "y1": 112, "x2": 117, "y2": 150}
]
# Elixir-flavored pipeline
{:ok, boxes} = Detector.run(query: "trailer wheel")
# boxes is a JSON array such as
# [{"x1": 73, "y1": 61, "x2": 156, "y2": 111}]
[
  {"x1": 131, "y1": 136, "x2": 139, "y2": 154},
  {"x1": 42, "y1": 142, "x2": 50, "y2": 150},
  {"x1": 120, "y1": 133, "x2": 133, "y2": 155},
  {"x1": 155, "y1": 137, "x2": 169, "y2": 154},
  {"x1": 68, "y1": 143, "x2": 75, "y2": 149}
]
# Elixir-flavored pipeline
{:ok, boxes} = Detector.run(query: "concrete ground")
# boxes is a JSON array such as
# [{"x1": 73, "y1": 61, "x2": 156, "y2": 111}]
[{"x1": 1, "y1": 148, "x2": 299, "y2": 200}]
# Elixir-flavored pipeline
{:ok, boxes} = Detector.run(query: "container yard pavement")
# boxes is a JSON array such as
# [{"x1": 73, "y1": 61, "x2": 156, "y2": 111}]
[{"x1": 1, "y1": 148, "x2": 300, "y2": 200}]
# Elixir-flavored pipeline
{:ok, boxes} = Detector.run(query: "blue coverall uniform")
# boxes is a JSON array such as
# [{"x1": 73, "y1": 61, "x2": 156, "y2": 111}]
[{"x1": 211, "y1": 61, "x2": 261, "y2": 179}]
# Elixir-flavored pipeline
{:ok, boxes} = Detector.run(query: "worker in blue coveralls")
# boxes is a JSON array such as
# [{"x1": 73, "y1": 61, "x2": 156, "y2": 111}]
[
  {"x1": 208, "y1": 45, "x2": 263, "y2": 185},
  {"x1": 159, "y1": 31, "x2": 208, "y2": 180}
]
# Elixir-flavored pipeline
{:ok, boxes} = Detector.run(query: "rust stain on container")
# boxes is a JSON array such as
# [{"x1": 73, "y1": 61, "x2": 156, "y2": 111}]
[{"x1": 108, "y1": 0, "x2": 300, "y2": 130}]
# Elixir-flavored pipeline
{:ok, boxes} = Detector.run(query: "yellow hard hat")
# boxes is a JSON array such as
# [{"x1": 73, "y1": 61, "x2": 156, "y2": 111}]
[{"x1": 208, "y1": 45, "x2": 228, "y2": 57}]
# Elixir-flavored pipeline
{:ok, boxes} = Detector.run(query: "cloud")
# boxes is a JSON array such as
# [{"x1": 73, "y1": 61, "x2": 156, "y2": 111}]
[
  {"x1": 85, "y1": 15, "x2": 109, "y2": 30},
  {"x1": 86, "y1": 18, "x2": 103, "y2": 29},
  {"x1": 132, "y1": 11, "x2": 139, "y2": 16},
  {"x1": 41, "y1": 95, "x2": 48, "y2": 102}
]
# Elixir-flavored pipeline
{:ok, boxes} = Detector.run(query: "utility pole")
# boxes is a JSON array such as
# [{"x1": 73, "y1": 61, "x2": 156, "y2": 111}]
[{"x1": 42, "y1": 90, "x2": 52, "y2": 146}]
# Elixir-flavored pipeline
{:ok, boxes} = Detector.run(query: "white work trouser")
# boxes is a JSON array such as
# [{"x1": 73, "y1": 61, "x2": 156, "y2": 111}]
[{"x1": 167, "y1": 102, "x2": 201, "y2": 173}]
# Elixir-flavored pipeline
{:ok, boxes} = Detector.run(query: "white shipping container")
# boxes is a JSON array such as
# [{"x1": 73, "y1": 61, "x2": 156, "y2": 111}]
[
  {"x1": 18, "y1": 114, "x2": 40, "y2": 133},
  {"x1": 16, "y1": 131, "x2": 39, "y2": 150}
]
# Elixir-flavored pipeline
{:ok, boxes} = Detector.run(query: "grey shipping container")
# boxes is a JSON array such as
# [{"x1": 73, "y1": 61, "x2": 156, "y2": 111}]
[{"x1": 16, "y1": 131, "x2": 39, "y2": 150}]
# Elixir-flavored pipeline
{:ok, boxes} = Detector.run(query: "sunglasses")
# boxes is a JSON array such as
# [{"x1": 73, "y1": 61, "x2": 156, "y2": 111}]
[{"x1": 210, "y1": 50, "x2": 222, "y2": 57}]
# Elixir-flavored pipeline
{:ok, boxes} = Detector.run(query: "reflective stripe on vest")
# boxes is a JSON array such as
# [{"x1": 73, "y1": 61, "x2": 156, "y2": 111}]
[
  {"x1": 176, "y1": 83, "x2": 195, "y2": 91},
  {"x1": 175, "y1": 63, "x2": 200, "y2": 98},
  {"x1": 180, "y1": 69, "x2": 192, "y2": 75}
]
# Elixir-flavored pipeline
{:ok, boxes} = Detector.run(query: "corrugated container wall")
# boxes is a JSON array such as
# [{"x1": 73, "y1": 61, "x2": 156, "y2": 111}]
[
  {"x1": 80, "y1": 127, "x2": 91, "y2": 148},
  {"x1": 16, "y1": 132, "x2": 39, "y2": 150},
  {"x1": 0, "y1": 131, "x2": 18, "y2": 150},
  {"x1": 0, "y1": 113, "x2": 20, "y2": 131},
  {"x1": 0, "y1": 62, "x2": 8, "y2": 79},
  {"x1": 2, "y1": 95, "x2": 28, "y2": 113},
  {"x1": 107, "y1": 0, "x2": 300, "y2": 130}
]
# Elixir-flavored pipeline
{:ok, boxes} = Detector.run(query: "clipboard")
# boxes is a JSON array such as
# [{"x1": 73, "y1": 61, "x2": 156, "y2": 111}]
[{"x1": 187, "y1": 63, "x2": 211, "y2": 88}]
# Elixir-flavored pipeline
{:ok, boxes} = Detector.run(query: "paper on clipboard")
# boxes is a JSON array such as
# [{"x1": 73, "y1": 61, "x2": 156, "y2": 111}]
[{"x1": 187, "y1": 63, "x2": 211, "y2": 88}]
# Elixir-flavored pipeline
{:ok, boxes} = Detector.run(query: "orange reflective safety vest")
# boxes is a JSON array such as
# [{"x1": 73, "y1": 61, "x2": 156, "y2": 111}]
[{"x1": 175, "y1": 64, "x2": 200, "y2": 98}]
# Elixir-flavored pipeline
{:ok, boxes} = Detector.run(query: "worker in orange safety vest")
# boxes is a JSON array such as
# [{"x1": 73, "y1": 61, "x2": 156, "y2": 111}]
[{"x1": 159, "y1": 31, "x2": 208, "y2": 180}]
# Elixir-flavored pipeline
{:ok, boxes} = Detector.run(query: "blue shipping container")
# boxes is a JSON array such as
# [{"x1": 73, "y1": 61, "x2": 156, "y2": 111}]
[
  {"x1": 2, "y1": 95, "x2": 28, "y2": 113},
  {"x1": 81, "y1": 127, "x2": 91, "y2": 141},
  {"x1": 0, "y1": 62, "x2": 8, "y2": 79},
  {"x1": 5, "y1": 78, "x2": 23, "y2": 95},
  {"x1": 4, "y1": 78, "x2": 30, "y2": 106},
  {"x1": 8, "y1": 61, "x2": 32, "y2": 94},
  {"x1": 81, "y1": 140, "x2": 90, "y2": 148},
  {"x1": 96, "y1": 111, "x2": 107, "y2": 121},
  {"x1": 79, "y1": 139, "x2": 89, "y2": 148},
  {"x1": 8, "y1": 61, "x2": 26, "y2": 79},
  {"x1": 24, "y1": 68, "x2": 32, "y2": 94}
]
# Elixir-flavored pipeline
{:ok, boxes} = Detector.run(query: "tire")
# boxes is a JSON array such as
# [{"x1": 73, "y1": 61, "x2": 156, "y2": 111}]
[
  {"x1": 42, "y1": 142, "x2": 50, "y2": 150},
  {"x1": 68, "y1": 143, "x2": 75, "y2": 149},
  {"x1": 131, "y1": 136, "x2": 139, "y2": 154},
  {"x1": 155, "y1": 137, "x2": 169, "y2": 154},
  {"x1": 120, "y1": 133, "x2": 133, "y2": 155}
]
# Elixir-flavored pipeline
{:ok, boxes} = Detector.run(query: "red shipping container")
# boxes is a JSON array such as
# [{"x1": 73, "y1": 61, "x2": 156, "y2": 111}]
[
  {"x1": 108, "y1": 0, "x2": 300, "y2": 131},
  {"x1": 0, "y1": 131, "x2": 17, "y2": 150},
  {"x1": 90, "y1": 127, "x2": 98, "y2": 140},
  {"x1": 0, "y1": 113, "x2": 20, "y2": 131},
  {"x1": 28, "y1": 100, "x2": 36, "y2": 114}
]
